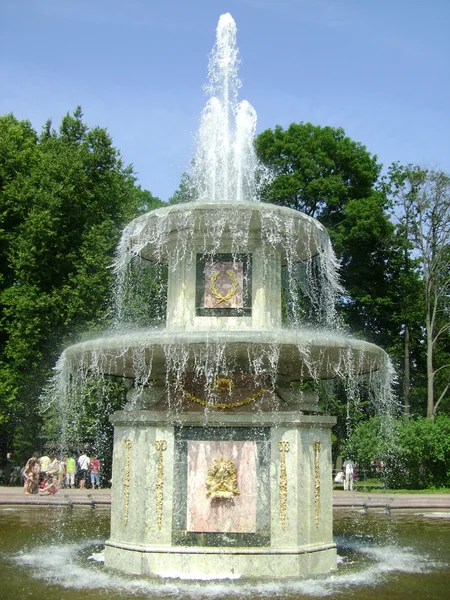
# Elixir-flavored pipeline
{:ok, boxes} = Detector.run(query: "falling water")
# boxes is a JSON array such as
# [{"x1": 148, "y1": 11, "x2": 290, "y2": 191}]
[{"x1": 43, "y1": 12, "x2": 396, "y2": 458}]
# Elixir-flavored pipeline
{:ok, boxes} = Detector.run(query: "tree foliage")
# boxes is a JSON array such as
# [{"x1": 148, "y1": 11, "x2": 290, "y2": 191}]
[
  {"x1": 387, "y1": 164, "x2": 450, "y2": 418},
  {"x1": 344, "y1": 415, "x2": 450, "y2": 489},
  {"x1": 255, "y1": 123, "x2": 381, "y2": 218},
  {"x1": 168, "y1": 171, "x2": 195, "y2": 204},
  {"x1": 255, "y1": 123, "x2": 407, "y2": 351},
  {"x1": 0, "y1": 108, "x2": 161, "y2": 462}
]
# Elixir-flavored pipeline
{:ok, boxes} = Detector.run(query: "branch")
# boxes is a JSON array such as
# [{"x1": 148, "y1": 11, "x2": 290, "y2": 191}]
[
  {"x1": 433, "y1": 363, "x2": 450, "y2": 376},
  {"x1": 434, "y1": 382, "x2": 450, "y2": 415},
  {"x1": 433, "y1": 322, "x2": 450, "y2": 344}
]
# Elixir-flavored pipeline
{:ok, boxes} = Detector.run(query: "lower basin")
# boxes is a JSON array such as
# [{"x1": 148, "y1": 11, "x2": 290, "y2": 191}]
[
  {"x1": 1, "y1": 504, "x2": 449, "y2": 600},
  {"x1": 61, "y1": 328, "x2": 387, "y2": 380}
]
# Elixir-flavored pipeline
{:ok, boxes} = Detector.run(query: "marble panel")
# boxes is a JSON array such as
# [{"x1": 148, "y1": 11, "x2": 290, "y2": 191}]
[
  {"x1": 204, "y1": 261, "x2": 244, "y2": 309},
  {"x1": 196, "y1": 253, "x2": 252, "y2": 317},
  {"x1": 186, "y1": 440, "x2": 257, "y2": 533}
]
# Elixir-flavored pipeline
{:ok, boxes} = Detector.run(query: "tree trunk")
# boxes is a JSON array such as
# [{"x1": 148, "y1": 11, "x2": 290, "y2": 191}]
[
  {"x1": 426, "y1": 314, "x2": 435, "y2": 419},
  {"x1": 403, "y1": 325, "x2": 410, "y2": 418}
]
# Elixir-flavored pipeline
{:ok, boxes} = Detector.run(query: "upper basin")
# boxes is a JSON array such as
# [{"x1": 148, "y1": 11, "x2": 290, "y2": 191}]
[{"x1": 121, "y1": 202, "x2": 330, "y2": 265}]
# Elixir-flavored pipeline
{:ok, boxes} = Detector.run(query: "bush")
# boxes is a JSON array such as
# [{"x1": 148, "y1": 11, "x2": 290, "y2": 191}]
[{"x1": 342, "y1": 414, "x2": 450, "y2": 489}]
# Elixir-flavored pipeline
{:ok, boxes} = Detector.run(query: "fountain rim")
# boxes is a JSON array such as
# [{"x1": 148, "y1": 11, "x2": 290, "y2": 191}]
[
  {"x1": 123, "y1": 200, "x2": 331, "y2": 264},
  {"x1": 61, "y1": 327, "x2": 388, "y2": 379},
  {"x1": 128, "y1": 200, "x2": 328, "y2": 232}
]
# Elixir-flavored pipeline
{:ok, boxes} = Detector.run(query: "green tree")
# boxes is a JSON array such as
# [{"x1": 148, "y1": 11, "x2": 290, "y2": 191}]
[
  {"x1": 387, "y1": 164, "x2": 450, "y2": 418},
  {"x1": 0, "y1": 108, "x2": 160, "y2": 462},
  {"x1": 168, "y1": 171, "x2": 195, "y2": 204},
  {"x1": 344, "y1": 414, "x2": 450, "y2": 489},
  {"x1": 255, "y1": 122, "x2": 402, "y2": 348},
  {"x1": 255, "y1": 123, "x2": 381, "y2": 218}
]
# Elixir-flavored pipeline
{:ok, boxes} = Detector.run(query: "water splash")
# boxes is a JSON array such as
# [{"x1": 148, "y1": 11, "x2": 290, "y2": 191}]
[{"x1": 11, "y1": 536, "x2": 439, "y2": 597}]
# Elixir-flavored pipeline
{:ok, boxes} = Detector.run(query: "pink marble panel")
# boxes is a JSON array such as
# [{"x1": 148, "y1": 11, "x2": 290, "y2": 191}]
[
  {"x1": 186, "y1": 440, "x2": 257, "y2": 533},
  {"x1": 203, "y1": 261, "x2": 244, "y2": 309}
]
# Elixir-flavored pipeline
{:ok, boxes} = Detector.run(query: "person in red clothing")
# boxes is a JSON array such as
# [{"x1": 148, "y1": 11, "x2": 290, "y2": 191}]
[
  {"x1": 39, "y1": 475, "x2": 59, "y2": 495},
  {"x1": 89, "y1": 456, "x2": 101, "y2": 489}
]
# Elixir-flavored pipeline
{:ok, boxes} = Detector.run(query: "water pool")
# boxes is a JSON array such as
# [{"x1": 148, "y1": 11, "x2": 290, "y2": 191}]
[{"x1": 1, "y1": 505, "x2": 449, "y2": 600}]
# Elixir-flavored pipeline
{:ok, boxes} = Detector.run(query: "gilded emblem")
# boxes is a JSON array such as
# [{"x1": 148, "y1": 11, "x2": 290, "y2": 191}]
[
  {"x1": 209, "y1": 269, "x2": 238, "y2": 306},
  {"x1": 211, "y1": 375, "x2": 235, "y2": 392},
  {"x1": 206, "y1": 458, "x2": 240, "y2": 499}
]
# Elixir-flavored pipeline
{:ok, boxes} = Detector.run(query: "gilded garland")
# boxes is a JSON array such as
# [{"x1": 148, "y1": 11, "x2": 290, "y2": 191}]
[
  {"x1": 183, "y1": 388, "x2": 264, "y2": 410},
  {"x1": 155, "y1": 440, "x2": 167, "y2": 531},
  {"x1": 123, "y1": 439, "x2": 132, "y2": 525},
  {"x1": 278, "y1": 440, "x2": 290, "y2": 531},
  {"x1": 314, "y1": 441, "x2": 321, "y2": 527}
]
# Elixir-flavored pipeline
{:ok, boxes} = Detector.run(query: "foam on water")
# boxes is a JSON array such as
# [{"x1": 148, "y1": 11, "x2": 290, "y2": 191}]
[{"x1": 12, "y1": 538, "x2": 436, "y2": 598}]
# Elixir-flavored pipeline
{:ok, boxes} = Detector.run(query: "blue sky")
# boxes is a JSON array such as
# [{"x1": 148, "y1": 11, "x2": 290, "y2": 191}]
[{"x1": 1, "y1": 0, "x2": 449, "y2": 201}]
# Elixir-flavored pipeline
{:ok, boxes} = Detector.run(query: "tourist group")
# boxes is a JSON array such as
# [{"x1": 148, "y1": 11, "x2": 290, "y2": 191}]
[{"x1": 21, "y1": 450, "x2": 101, "y2": 495}]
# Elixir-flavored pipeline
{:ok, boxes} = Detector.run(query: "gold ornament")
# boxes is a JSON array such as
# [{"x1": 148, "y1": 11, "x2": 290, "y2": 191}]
[
  {"x1": 211, "y1": 375, "x2": 236, "y2": 392},
  {"x1": 278, "y1": 440, "x2": 290, "y2": 531},
  {"x1": 123, "y1": 439, "x2": 132, "y2": 525},
  {"x1": 209, "y1": 269, "x2": 238, "y2": 306},
  {"x1": 155, "y1": 440, "x2": 167, "y2": 531},
  {"x1": 183, "y1": 388, "x2": 264, "y2": 410},
  {"x1": 314, "y1": 441, "x2": 321, "y2": 527},
  {"x1": 206, "y1": 458, "x2": 240, "y2": 499}
]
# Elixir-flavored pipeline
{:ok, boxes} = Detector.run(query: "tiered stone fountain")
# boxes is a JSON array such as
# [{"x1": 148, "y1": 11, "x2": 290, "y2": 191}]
[{"x1": 59, "y1": 14, "x2": 389, "y2": 579}]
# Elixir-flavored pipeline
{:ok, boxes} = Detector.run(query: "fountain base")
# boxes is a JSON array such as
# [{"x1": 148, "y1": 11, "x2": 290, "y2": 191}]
[
  {"x1": 105, "y1": 409, "x2": 337, "y2": 579},
  {"x1": 104, "y1": 542, "x2": 337, "y2": 579}
]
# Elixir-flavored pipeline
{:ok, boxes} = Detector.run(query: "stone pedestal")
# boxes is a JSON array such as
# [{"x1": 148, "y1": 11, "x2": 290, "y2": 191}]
[{"x1": 104, "y1": 410, "x2": 337, "y2": 579}]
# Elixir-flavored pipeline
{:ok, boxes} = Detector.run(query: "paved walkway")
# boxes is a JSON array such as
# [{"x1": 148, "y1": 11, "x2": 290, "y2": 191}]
[
  {"x1": 0, "y1": 486, "x2": 111, "y2": 506},
  {"x1": 333, "y1": 490, "x2": 450, "y2": 509},
  {"x1": 1, "y1": 486, "x2": 449, "y2": 509}
]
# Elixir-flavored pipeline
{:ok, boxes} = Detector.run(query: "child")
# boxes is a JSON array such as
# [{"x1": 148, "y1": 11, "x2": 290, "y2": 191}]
[
  {"x1": 23, "y1": 457, "x2": 40, "y2": 494},
  {"x1": 39, "y1": 476, "x2": 59, "y2": 495}
]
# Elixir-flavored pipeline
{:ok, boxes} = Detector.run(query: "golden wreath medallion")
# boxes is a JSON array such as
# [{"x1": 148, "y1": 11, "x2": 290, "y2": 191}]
[{"x1": 209, "y1": 269, "x2": 238, "y2": 306}]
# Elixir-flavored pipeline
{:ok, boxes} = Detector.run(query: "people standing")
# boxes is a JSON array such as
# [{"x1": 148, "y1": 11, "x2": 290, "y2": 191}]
[
  {"x1": 39, "y1": 452, "x2": 50, "y2": 483},
  {"x1": 343, "y1": 459, "x2": 354, "y2": 491},
  {"x1": 77, "y1": 451, "x2": 90, "y2": 489},
  {"x1": 59, "y1": 456, "x2": 67, "y2": 486},
  {"x1": 65, "y1": 454, "x2": 76, "y2": 489},
  {"x1": 23, "y1": 452, "x2": 40, "y2": 494},
  {"x1": 89, "y1": 456, "x2": 101, "y2": 489},
  {"x1": 47, "y1": 453, "x2": 60, "y2": 482}
]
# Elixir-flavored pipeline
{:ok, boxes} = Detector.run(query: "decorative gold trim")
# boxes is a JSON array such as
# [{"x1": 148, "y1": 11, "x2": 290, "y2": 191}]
[
  {"x1": 123, "y1": 439, "x2": 132, "y2": 525},
  {"x1": 210, "y1": 269, "x2": 238, "y2": 306},
  {"x1": 183, "y1": 388, "x2": 264, "y2": 410},
  {"x1": 314, "y1": 441, "x2": 321, "y2": 527},
  {"x1": 278, "y1": 440, "x2": 290, "y2": 531},
  {"x1": 156, "y1": 440, "x2": 167, "y2": 531},
  {"x1": 206, "y1": 458, "x2": 240, "y2": 499},
  {"x1": 211, "y1": 375, "x2": 236, "y2": 392}
]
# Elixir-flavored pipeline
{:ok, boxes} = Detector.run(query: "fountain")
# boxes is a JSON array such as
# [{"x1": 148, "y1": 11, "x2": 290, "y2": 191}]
[{"x1": 56, "y1": 13, "x2": 391, "y2": 579}]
